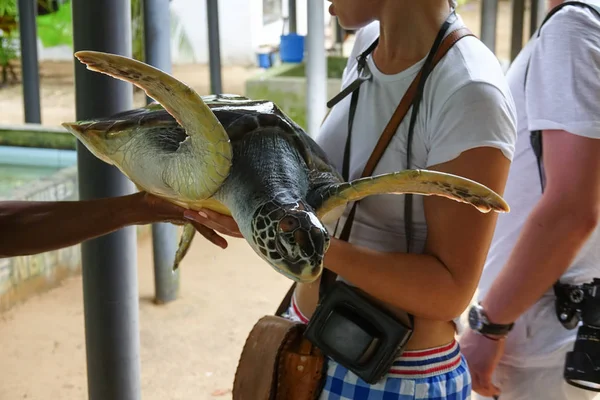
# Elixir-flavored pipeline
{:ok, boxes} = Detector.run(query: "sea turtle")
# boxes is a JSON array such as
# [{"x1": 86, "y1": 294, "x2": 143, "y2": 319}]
[{"x1": 62, "y1": 51, "x2": 510, "y2": 284}]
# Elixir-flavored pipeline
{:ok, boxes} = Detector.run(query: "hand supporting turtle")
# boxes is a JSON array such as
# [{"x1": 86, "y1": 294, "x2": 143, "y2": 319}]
[
  {"x1": 184, "y1": 207, "x2": 243, "y2": 248},
  {"x1": 0, "y1": 191, "x2": 236, "y2": 258}
]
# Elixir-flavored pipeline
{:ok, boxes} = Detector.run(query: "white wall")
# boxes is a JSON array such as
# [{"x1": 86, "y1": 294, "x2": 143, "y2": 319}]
[{"x1": 38, "y1": 0, "x2": 332, "y2": 66}]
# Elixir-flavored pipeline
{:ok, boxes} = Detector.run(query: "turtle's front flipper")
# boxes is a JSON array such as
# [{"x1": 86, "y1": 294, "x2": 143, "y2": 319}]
[
  {"x1": 314, "y1": 169, "x2": 510, "y2": 221},
  {"x1": 173, "y1": 223, "x2": 196, "y2": 271},
  {"x1": 71, "y1": 50, "x2": 233, "y2": 200}
]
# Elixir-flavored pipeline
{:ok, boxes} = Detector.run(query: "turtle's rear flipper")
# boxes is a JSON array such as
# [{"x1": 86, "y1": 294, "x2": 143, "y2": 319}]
[
  {"x1": 314, "y1": 169, "x2": 510, "y2": 222},
  {"x1": 72, "y1": 50, "x2": 233, "y2": 200},
  {"x1": 173, "y1": 223, "x2": 196, "y2": 271}
]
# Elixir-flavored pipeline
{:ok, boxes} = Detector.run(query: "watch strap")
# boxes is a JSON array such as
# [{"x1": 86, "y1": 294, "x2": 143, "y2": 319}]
[{"x1": 479, "y1": 320, "x2": 514, "y2": 336}]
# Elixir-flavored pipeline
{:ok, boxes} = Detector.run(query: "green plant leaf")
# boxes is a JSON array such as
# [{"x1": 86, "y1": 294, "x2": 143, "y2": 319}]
[{"x1": 36, "y1": 1, "x2": 72, "y2": 48}]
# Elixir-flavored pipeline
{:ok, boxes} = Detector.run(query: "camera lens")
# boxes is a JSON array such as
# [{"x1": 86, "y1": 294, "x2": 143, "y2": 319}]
[{"x1": 564, "y1": 325, "x2": 600, "y2": 392}]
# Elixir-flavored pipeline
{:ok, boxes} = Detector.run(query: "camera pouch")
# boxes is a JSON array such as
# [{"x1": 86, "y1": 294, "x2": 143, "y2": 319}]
[{"x1": 304, "y1": 281, "x2": 413, "y2": 384}]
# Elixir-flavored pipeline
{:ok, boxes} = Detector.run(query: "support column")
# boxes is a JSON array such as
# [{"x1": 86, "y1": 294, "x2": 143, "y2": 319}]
[
  {"x1": 480, "y1": 0, "x2": 498, "y2": 52},
  {"x1": 288, "y1": 0, "x2": 297, "y2": 33},
  {"x1": 306, "y1": 0, "x2": 327, "y2": 137},
  {"x1": 143, "y1": 0, "x2": 180, "y2": 305},
  {"x1": 17, "y1": 0, "x2": 41, "y2": 123},
  {"x1": 206, "y1": 0, "x2": 222, "y2": 94},
  {"x1": 510, "y1": 0, "x2": 526, "y2": 61},
  {"x1": 71, "y1": 1, "x2": 140, "y2": 399}
]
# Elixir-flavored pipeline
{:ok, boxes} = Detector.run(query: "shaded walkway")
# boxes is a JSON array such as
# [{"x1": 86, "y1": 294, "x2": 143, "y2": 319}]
[{"x1": 0, "y1": 233, "x2": 290, "y2": 400}]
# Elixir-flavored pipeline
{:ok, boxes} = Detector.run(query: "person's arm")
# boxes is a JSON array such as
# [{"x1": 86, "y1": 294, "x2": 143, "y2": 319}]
[
  {"x1": 0, "y1": 191, "x2": 238, "y2": 258},
  {"x1": 321, "y1": 81, "x2": 516, "y2": 321},
  {"x1": 479, "y1": 6, "x2": 600, "y2": 326},
  {"x1": 481, "y1": 131, "x2": 600, "y2": 322},
  {"x1": 324, "y1": 146, "x2": 511, "y2": 320}
]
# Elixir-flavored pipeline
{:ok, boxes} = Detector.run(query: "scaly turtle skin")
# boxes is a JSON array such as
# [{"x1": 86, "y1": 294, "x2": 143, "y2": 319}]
[{"x1": 62, "y1": 51, "x2": 510, "y2": 284}]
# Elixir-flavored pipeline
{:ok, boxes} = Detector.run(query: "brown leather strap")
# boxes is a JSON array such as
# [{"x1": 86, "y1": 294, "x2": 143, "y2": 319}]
[
  {"x1": 361, "y1": 27, "x2": 474, "y2": 178},
  {"x1": 275, "y1": 283, "x2": 297, "y2": 316},
  {"x1": 275, "y1": 27, "x2": 474, "y2": 316}
]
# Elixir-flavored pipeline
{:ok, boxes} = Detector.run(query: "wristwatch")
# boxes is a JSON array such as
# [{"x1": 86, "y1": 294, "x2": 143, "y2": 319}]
[{"x1": 468, "y1": 303, "x2": 514, "y2": 337}]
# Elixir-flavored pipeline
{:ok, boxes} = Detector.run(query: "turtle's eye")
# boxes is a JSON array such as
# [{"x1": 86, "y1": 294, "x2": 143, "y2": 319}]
[{"x1": 278, "y1": 216, "x2": 300, "y2": 233}]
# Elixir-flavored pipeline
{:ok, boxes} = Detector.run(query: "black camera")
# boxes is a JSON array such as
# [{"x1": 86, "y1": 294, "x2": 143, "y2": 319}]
[
  {"x1": 303, "y1": 281, "x2": 413, "y2": 384},
  {"x1": 554, "y1": 278, "x2": 600, "y2": 392}
]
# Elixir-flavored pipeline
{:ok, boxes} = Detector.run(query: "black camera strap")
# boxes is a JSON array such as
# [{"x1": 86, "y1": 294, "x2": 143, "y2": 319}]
[{"x1": 524, "y1": 1, "x2": 600, "y2": 295}]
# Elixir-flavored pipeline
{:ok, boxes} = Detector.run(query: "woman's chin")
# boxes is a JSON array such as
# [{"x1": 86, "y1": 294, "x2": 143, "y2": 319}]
[{"x1": 328, "y1": 3, "x2": 336, "y2": 16}]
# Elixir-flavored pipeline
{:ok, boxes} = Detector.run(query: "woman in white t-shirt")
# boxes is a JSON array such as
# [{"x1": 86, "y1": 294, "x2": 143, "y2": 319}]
[{"x1": 197, "y1": 0, "x2": 517, "y2": 398}]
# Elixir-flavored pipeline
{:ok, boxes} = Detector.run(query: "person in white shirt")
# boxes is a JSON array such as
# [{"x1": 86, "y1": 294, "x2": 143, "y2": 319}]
[
  {"x1": 459, "y1": 1, "x2": 600, "y2": 399},
  {"x1": 201, "y1": 0, "x2": 517, "y2": 398}
]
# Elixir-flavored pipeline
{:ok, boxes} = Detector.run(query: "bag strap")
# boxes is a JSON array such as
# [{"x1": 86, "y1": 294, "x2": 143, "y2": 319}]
[
  {"x1": 362, "y1": 27, "x2": 475, "y2": 178},
  {"x1": 275, "y1": 25, "x2": 475, "y2": 317}
]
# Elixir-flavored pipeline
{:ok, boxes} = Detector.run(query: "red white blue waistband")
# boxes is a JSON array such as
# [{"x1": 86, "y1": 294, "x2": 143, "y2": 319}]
[{"x1": 289, "y1": 293, "x2": 462, "y2": 379}]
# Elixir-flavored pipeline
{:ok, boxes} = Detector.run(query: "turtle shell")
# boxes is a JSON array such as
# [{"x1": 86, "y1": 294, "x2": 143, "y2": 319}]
[
  {"x1": 202, "y1": 94, "x2": 338, "y2": 177},
  {"x1": 91, "y1": 93, "x2": 338, "y2": 179}
]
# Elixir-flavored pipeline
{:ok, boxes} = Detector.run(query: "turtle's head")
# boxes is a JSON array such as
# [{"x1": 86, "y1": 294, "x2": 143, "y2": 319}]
[{"x1": 250, "y1": 200, "x2": 330, "y2": 283}]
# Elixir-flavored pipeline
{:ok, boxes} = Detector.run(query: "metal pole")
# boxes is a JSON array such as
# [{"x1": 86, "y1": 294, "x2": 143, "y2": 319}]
[
  {"x1": 510, "y1": 0, "x2": 526, "y2": 61},
  {"x1": 71, "y1": 1, "x2": 140, "y2": 399},
  {"x1": 17, "y1": 0, "x2": 41, "y2": 123},
  {"x1": 530, "y1": 0, "x2": 539, "y2": 36},
  {"x1": 288, "y1": 0, "x2": 297, "y2": 34},
  {"x1": 480, "y1": 0, "x2": 498, "y2": 52},
  {"x1": 335, "y1": 17, "x2": 344, "y2": 45},
  {"x1": 530, "y1": 0, "x2": 547, "y2": 37},
  {"x1": 206, "y1": 0, "x2": 222, "y2": 94},
  {"x1": 143, "y1": 0, "x2": 180, "y2": 304},
  {"x1": 306, "y1": 0, "x2": 327, "y2": 137}
]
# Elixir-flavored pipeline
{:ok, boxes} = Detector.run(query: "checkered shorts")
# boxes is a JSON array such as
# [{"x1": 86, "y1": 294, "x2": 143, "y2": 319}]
[{"x1": 284, "y1": 294, "x2": 472, "y2": 400}]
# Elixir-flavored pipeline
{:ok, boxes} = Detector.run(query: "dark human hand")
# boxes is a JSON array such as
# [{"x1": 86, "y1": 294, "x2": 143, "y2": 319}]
[{"x1": 138, "y1": 192, "x2": 243, "y2": 249}]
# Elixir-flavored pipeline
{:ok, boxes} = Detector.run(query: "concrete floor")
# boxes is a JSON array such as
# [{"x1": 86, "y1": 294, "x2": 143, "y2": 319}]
[{"x1": 0, "y1": 234, "x2": 292, "y2": 400}]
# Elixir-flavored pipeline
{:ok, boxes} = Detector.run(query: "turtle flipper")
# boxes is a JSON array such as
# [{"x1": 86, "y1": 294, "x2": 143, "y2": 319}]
[
  {"x1": 173, "y1": 223, "x2": 197, "y2": 271},
  {"x1": 314, "y1": 169, "x2": 510, "y2": 221},
  {"x1": 71, "y1": 50, "x2": 233, "y2": 199}
]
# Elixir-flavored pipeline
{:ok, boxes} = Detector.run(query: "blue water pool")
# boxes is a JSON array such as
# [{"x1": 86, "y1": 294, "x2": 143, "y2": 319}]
[{"x1": 0, "y1": 146, "x2": 77, "y2": 197}]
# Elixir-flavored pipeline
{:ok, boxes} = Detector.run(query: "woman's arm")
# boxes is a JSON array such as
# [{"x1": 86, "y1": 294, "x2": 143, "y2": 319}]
[
  {"x1": 325, "y1": 146, "x2": 511, "y2": 321},
  {"x1": 0, "y1": 192, "x2": 237, "y2": 258},
  {"x1": 321, "y1": 79, "x2": 516, "y2": 321}
]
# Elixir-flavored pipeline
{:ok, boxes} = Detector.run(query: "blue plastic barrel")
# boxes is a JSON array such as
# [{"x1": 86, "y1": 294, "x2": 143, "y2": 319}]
[
  {"x1": 257, "y1": 52, "x2": 273, "y2": 68},
  {"x1": 279, "y1": 33, "x2": 305, "y2": 63}
]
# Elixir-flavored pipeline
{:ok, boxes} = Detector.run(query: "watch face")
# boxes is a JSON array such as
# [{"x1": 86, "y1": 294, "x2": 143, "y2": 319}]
[{"x1": 468, "y1": 306, "x2": 483, "y2": 331}]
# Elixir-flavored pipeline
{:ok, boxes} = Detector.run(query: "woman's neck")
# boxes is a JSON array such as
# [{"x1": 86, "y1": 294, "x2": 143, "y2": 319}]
[{"x1": 373, "y1": 0, "x2": 453, "y2": 75}]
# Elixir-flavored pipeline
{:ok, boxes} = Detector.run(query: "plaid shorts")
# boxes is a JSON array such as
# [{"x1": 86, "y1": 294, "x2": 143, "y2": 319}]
[{"x1": 284, "y1": 294, "x2": 472, "y2": 400}]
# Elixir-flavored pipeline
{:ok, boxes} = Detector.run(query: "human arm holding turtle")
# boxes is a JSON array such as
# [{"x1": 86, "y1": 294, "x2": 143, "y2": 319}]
[
  {"x1": 200, "y1": 81, "x2": 515, "y2": 322},
  {"x1": 0, "y1": 191, "x2": 239, "y2": 258}
]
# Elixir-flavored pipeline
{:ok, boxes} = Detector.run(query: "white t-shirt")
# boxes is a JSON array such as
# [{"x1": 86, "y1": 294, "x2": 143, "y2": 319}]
[
  {"x1": 477, "y1": 0, "x2": 600, "y2": 368},
  {"x1": 314, "y1": 14, "x2": 517, "y2": 326}
]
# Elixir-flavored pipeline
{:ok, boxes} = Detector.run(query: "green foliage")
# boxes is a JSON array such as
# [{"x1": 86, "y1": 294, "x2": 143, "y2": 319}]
[
  {"x1": 0, "y1": 29, "x2": 17, "y2": 66},
  {"x1": 0, "y1": 0, "x2": 16, "y2": 17},
  {"x1": 36, "y1": 1, "x2": 72, "y2": 48},
  {"x1": 131, "y1": 0, "x2": 145, "y2": 62}
]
